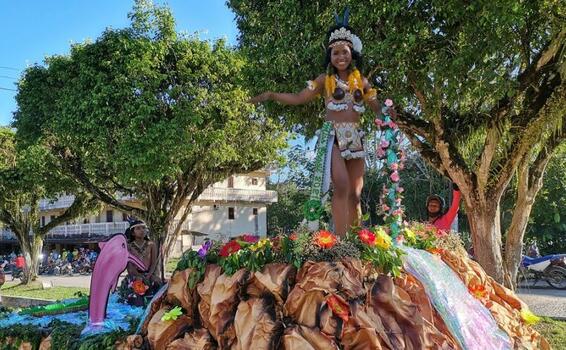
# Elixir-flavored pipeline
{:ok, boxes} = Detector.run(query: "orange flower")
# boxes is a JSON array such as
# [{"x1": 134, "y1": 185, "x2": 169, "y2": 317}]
[
  {"x1": 357, "y1": 229, "x2": 376, "y2": 246},
  {"x1": 313, "y1": 230, "x2": 337, "y2": 249},
  {"x1": 327, "y1": 294, "x2": 350, "y2": 323},
  {"x1": 132, "y1": 280, "x2": 149, "y2": 296},
  {"x1": 468, "y1": 284, "x2": 488, "y2": 300},
  {"x1": 289, "y1": 232, "x2": 298, "y2": 241},
  {"x1": 427, "y1": 248, "x2": 445, "y2": 256}
]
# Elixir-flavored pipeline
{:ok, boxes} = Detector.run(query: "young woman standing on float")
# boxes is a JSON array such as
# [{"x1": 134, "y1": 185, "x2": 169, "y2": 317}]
[{"x1": 250, "y1": 20, "x2": 396, "y2": 235}]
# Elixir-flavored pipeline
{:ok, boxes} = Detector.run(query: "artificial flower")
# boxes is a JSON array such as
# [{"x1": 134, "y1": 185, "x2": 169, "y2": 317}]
[
  {"x1": 198, "y1": 240, "x2": 213, "y2": 259},
  {"x1": 385, "y1": 99, "x2": 394, "y2": 107},
  {"x1": 357, "y1": 229, "x2": 376, "y2": 246},
  {"x1": 219, "y1": 240, "x2": 242, "y2": 257},
  {"x1": 132, "y1": 280, "x2": 149, "y2": 296},
  {"x1": 240, "y1": 234, "x2": 259, "y2": 243},
  {"x1": 326, "y1": 294, "x2": 350, "y2": 323},
  {"x1": 390, "y1": 171, "x2": 400, "y2": 182},
  {"x1": 404, "y1": 228, "x2": 416, "y2": 241},
  {"x1": 375, "y1": 228, "x2": 392, "y2": 250},
  {"x1": 520, "y1": 308, "x2": 541, "y2": 325},
  {"x1": 468, "y1": 284, "x2": 488, "y2": 300},
  {"x1": 313, "y1": 230, "x2": 337, "y2": 249},
  {"x1": 161, "y1": 306, "x2": 183, "y2": 321},
  {"x1": 289, "y1": 232, "x2": 298, "y2": 241},
  {"x1": 427, "y1": 247, "x2": 445, "y2": 256}
]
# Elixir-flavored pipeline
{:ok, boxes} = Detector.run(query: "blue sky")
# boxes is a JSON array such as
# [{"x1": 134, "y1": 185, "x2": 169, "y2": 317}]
[{"x1": 0, "y1": 0, "x2": 238, "y2": 126}]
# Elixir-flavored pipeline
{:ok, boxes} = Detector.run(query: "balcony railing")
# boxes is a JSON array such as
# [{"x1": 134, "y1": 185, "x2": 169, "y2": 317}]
[
  {"x1": 38, "y1": 188, "x2": 276, "y2": 211},
  {"x1": 197, "y1": 188, "x2": 278, "y2": 203},
  {"x1": 0, "y1": 219, "x2": 191, "y2": 240}
]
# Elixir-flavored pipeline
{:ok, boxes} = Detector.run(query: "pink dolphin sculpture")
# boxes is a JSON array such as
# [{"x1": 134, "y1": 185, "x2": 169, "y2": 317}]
[{"x1": 81, "y1": 233, "x2": 146, "y2": 336}]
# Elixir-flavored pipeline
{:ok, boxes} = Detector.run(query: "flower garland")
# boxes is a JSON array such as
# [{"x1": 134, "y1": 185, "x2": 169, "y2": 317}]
[{"x1": 375, "y1": 99, "x2": 406, "y2": 238}]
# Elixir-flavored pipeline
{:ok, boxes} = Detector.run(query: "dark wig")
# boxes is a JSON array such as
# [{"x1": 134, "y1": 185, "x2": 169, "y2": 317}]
[{"x1": 125, "y1": 220, "x2": 150, "y2": 242}]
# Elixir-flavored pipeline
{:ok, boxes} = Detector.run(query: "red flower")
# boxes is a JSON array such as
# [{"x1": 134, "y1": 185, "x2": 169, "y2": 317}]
[
  {"x1": 468, "y1": 284, "x2": 488, "y2": 300},
  {"x1": 357, "y1": 229, "x2": 376, "y2": 246},
  {"x1": 219, "y1": 240, "x2": 242, "y2": 257},
  {"x1": 427, "y1": 247, "x2": 445, "y2": 256},
  {"x1": 327, "y1": 294, "x2": 350, "y2": 323},
  {"x1": 132, "y1": 280, "x2": 149, "y2": 296},
  {"x1": 240, "y1": 234, "x2": 259, "y2": 243},
  {"x1": 289, "y1": 232, "x2": 298, "y2": 241},
  {"x1": 313, "y1": 230, "x2": 337, "y2": 249}
]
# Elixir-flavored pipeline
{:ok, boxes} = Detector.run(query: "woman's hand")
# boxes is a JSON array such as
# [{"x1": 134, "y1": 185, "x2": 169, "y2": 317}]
[
  {"x1": 248, "y1": 92, "x2": 272, "y2": 104},
  {"x1": 388, "y1": 106, "x2": 398, "y2": 118}
]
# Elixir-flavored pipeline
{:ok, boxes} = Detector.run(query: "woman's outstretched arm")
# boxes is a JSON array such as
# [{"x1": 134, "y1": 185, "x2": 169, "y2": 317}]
[{"x1": 249, "y1": 74, "x2": 325, "y2": 105}]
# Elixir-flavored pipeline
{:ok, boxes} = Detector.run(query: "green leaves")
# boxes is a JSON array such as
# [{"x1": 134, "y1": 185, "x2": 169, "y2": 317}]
[{"x1": 161, "y1": 306, "x2": 183, "y2": 321}]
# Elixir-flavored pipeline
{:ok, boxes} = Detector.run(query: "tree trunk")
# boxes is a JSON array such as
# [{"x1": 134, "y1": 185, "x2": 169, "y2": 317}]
[
  {"x1": 467, "y1": 204, "x2": 505, "y2": 283},
  {"x1": 21, "y1": 234, "x2": 43, "y2": 284},
  {"x1": 504, "y1": 156, "x2": 551, "y2": 290}
]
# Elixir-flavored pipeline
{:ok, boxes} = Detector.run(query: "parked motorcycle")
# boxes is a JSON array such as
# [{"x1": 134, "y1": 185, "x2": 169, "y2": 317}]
[
  {"x1": 11, "y1": 267, "x2": 28, "y2": 283},
  {"x1": 518, "y1": 254, "x2": 566, "y2": 289}
]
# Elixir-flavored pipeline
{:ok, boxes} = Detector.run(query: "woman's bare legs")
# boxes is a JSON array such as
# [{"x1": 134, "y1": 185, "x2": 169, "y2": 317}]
[
  {"x1": 346, "y1": 158, "x2": 365, "y2": 227},
  {"x1": 331, "y1": 145, "x2": 350, "y2": 236}
]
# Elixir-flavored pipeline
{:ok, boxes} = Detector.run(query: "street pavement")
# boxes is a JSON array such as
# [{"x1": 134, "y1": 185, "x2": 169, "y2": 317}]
[{"x1": 38, "y1": 274, "x2": 566, "y2": 319}]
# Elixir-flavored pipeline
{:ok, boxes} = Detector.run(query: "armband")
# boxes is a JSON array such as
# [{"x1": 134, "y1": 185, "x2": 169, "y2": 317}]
[
  {"x1": 364, "y1": 88, "x2": 378, "y2": 101},
  {"x1": 306, "y1": 80, "x2": 318, "y2": 91}
]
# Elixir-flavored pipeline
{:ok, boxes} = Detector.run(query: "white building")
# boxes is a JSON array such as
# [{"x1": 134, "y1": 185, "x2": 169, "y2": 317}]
[{"x1": 0, "y1": 171, "x2": 277, "y2": 257}]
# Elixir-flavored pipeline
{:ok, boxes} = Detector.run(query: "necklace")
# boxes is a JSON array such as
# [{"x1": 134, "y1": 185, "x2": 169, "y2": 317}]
[{"x1": 131, "y1": 241, "x2": 148, "y2": 256}]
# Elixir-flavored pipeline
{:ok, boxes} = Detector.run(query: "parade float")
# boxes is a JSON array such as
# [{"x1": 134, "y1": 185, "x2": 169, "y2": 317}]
[{"x1": 0, "y1": 103, "x2": 551, "y2": 350}]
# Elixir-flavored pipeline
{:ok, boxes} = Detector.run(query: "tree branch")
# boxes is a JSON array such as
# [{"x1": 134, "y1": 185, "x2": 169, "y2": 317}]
[{"x1": 55, "y1": 146, "x2": 145, "y2": 217}]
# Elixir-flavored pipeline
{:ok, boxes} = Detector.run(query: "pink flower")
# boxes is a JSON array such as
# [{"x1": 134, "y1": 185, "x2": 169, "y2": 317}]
[
  {"x1": 390, "y1": 171, "x2": 400, "y2": 182},
  {"x1": 380, "y1": 140, "x2": 390, "y2": 148},
  {"x1": 388, "y1": 121, "x2": 397, "y2": 129},
  {"x1": 390, "y1": 163, "x2": 399, "y2": 171},
  {"x1": 374, "y1": 119, "x2": 384, "y2": 127},
  {"x1": 385, "y1": 99, "x2": 394, "y2": 107},
  {"x1": 396, "y1": 235, "x2": 405, "y2": 244},
  {"x1": 381, "y1": 204, "x2": 390, "y2": 212},
  {"x1": 393, "y1": 209, "x2": 403, "y2": 216},
  {"x1": 376, "y1": 148, "x2": 385, "y2": 157},
  {"x1": 396, "y1": 186, "x2": 404, "y2": 193}
]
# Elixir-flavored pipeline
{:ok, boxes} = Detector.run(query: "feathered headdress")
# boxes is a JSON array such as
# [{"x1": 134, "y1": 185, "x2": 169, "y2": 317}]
[{"x1": 328, "y1": 7, "x2": 362, "y2": 54}]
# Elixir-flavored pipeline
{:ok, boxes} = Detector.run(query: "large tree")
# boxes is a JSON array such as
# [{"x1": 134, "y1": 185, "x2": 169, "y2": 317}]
[
  {"x1": 13, "y1": 1, "x2": 285, "y2": 276},
  {"x1": 228, "y1": 0, "x2": 565, "y2": 284},
  {"x1": 0, "y1": 128, "x2": 97, "y2": 283}
]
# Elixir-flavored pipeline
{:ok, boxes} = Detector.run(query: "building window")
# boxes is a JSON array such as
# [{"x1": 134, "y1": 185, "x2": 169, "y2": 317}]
[
  {"x1": 253, "y1": 208, "x2": 258, "y2": 215},
  {"x1": 251, "y1": 178, "x2": 258, "y2": 185},
  {"x1": 228, "y1": 176, "x2": 234, "y2": 188},
  {"x1": 106, "y1": 210, "x2": 113, "y2": 223},
  {"x1": 50, "y1": 215, "x2": 55, "y2": 222},
  {"x1": 122, "y1": 213, "x2": 128, "y2": 221},
  {"x1": 41, "y1": 216, "x2": 45, "y2": 227},
  {"x1": 228, "y1": 207, "x2": 235, "y2": 220}
]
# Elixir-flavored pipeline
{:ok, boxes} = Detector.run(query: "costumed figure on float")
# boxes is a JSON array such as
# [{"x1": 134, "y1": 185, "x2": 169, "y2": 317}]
[{"x1": 250, "y1": 8, "x2": 395, "y2": 235}]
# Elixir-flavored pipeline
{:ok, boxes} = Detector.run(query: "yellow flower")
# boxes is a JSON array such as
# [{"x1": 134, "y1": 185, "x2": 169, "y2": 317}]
[
  {"x1": 520, "y1": 308, "x2": 541, "y2": 325},
  {"x1": 249, "y1": 238, "x2": 270, "y2": 252},
  {"x1": 375, "y1": 228, "x2": 392, "y2": 250},
  {"x1": 404, "y1": 228, "x2": 416, "y2": 241}
]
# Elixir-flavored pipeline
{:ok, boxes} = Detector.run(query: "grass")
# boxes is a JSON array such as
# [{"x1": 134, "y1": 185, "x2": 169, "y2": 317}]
[
  {"x1": 534, "y1": 317, "x2": 566, "y2": 349},
  {"x1": 0, "y1": 281, "x2": 89, "y2": 301}
]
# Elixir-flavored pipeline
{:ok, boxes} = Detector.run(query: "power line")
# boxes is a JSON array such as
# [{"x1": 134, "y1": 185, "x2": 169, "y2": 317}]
[
  {"x1": 0, "y1": 66, "x2": 20, "y2": 71},
  {"x1": 0, "y1": 75, "x2": 17, "y2": 80},
  {"x1": 0, "y1": 87, "x2": 17, "y2": 92}
]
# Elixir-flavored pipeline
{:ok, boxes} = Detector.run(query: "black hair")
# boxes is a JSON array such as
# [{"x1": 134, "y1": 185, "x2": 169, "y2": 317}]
[
  {"x1": 426, "y1": 195, "x2": 446, "y2": 215},
  {"x1": 323, "y1": 25, "x2": 364, "y2": 72},
  {"x1": 125, "y1": 220, "x2": 150, "y2": 242}
]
